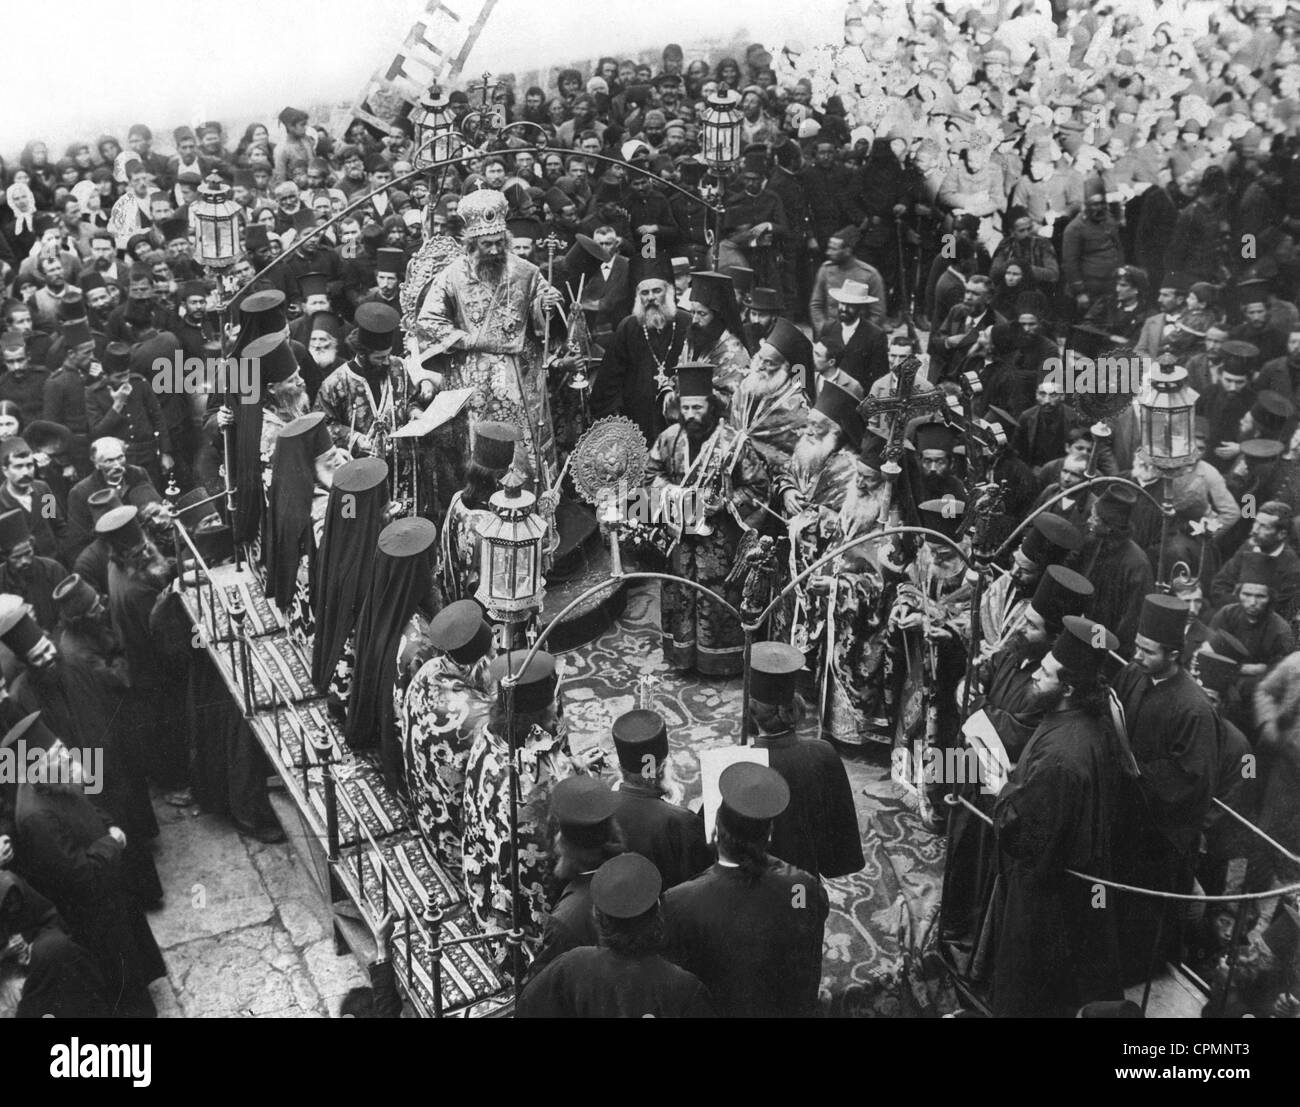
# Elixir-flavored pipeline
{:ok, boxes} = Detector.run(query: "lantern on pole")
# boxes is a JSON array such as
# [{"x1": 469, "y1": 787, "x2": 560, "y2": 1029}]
[
  {"x1": 475, "y1": 470, "x2": 548, "y2": 622},
  {"x1": 700, "y1": 90, "x2": 744, "y2": 172},
  {"x1": 1139, "y1": 363, "x2": 1199, "y2": 472},
  {"x1": 412, "y1": 91, "x2": 458, "y2": 169},
  {"x1": 190, "y1": 174, "x2": 242, "y2": 269}
]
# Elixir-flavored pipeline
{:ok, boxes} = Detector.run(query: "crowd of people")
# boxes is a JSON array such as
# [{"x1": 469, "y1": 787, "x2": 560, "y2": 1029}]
[{"x1": 2, "y1": 0, "x2": 1300, "y2": 1018}]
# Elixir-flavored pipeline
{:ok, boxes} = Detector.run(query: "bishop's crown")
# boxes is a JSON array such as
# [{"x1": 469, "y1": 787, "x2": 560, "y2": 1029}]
[{"x1": 459, "y1": 187, "x2": 509, "y2": 238}]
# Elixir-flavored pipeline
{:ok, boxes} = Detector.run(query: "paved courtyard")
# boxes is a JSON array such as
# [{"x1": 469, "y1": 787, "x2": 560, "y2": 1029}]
[{"x1": 146, "y1": 792, "x2": 368, "y2": 1019}]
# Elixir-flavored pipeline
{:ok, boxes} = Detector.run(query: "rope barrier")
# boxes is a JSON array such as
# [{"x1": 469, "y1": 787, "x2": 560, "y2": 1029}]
[{"x1": 946, "y1": 794, "x2": 1300, "y2": 904}]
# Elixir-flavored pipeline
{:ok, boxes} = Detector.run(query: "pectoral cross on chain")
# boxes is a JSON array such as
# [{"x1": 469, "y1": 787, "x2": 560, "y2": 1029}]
[{"x1": 856, "y1": 355, "x2": 948, "y2": 474}]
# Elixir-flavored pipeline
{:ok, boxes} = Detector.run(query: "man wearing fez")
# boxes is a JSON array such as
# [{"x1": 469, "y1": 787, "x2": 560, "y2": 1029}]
[
  {"x1": 608, "y1": 708, "x2": 710, "y2": 890},
  {"x1": 1111, "y1": 594, "x2": 1220, "y2": 983},
  {"x1": 0, "y1": 436, "x2": 68, "y2": 568},
  {"x1": 663, "y1": 762, "x2": 828, "y2": 1017},
  {"x1": 1069, "y1": 484, "x2": 1153, "y2": 654},
  {"x1": 462, "y1": 650, "x2": 592, "y2": 934},
  {"x1": 518, "y1": 853, "x2": 715, "y2": 1018},
  {"x1": 729, "y1": 317, "x2": 811, "y2": 483},
  {"x1": 402, "y1": 600, "x2": 497, "y2": 864},
  {"x1": 0, "y1": 510, "x2": 65, "y2": 632},
  {"x1": 979, "y1": 513, "x2": 1084, "y2": 652},
  {"x1": 6, "y1": 711, "x2": 166, "y2": 1017},
  {"x1": 532, "y1": 776, "x2": 625, "y2": 974},
  {"x1": 590, "y1": 272, "x2": 689, "y2": 448},
  {"x1": 747, "y1": 641, "x2": 863, "y2": 881},
  {"x1": 416, "y1": 187, "x2": 563, "y2": 481},
  {"x1": 989, "y1": 615, "x2": 1124, "y2": 1018},
  {"x1": 646, "y1": 363, "x2": 768, "y2": 678}
]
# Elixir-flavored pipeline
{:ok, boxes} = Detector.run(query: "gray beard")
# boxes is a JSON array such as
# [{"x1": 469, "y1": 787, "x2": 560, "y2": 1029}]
[
  {"x1": 471, "y1": 251, "x2": 507, "y2": 283},
  {"x1": 274, "y1": 388, "x2": 310, "y2": 421},
  {"x1": 792, "y1": 433, "x2": 836, "y2": 474},
  {"x1": 310, "y1": 348, "x2": 337, "y2": 369}
]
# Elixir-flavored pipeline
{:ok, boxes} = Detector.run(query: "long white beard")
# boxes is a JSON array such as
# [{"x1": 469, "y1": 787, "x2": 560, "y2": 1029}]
[
  {"x1": 310, "y1": 347, "x2": 337, "y2": 369},
  {"x1": 633, "y1": 289, "x2": 677, "y2": 329},
  {"x1": 791, "y1": 432, "x2": 835, "y2": 475}
]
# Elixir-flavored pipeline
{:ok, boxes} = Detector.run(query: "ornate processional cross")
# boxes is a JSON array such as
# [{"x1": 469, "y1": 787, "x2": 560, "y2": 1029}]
[{"x1": 856, "y1": 355, "x2": 949, "y2": 475}]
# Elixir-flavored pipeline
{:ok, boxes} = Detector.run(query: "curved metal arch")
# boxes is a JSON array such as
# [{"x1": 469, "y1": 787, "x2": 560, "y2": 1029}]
[
  {"x1": 992, "y1": 475, "x2": 1167, "y2": 561},
  {"x1": 497, "y1": 569, "x2": 741, "y2": 689},
  {"x1": 236, "y1": 139, "x2": 723, "y2": 304},
  {"x1": 745, "y1": 525, "x2": 972, "y2": 636}
]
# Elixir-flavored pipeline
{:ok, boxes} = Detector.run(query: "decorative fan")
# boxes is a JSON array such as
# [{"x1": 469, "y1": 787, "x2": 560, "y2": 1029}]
[
  {"x1": 570, "y1": 417, "x2": 648, "y2": 507},
  {"x1": 1074, "y1": 344, "x2": 1145, "y2": 426}
]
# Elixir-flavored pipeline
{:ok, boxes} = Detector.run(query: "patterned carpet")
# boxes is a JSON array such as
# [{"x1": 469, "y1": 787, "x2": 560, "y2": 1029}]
[{"x1": 557, "y1": 580, "x2": 960, "y2": 1017}]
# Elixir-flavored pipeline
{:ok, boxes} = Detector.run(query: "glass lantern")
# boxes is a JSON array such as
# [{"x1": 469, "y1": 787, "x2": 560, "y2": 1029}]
[
  {"x1": 191, "y1": 175, "x2": 242, "y2": 269},
  {"x1": 412, "y1": 92, "x2": 458, "y2": 170},
  {"x1": 1139, "y1": 363, "x2": 1199, "y2": 472},
  {"x1": 700, "y1": 90, "x2": 743, "y2": 172},
  {"x1": 475, "y1": 470, "x2": 548, "y2": 622}
]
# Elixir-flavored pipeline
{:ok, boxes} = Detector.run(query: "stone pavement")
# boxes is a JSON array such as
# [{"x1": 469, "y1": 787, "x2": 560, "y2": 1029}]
[{"x1": 145, "y1": 790, "x2": 367, "y2": 1019}]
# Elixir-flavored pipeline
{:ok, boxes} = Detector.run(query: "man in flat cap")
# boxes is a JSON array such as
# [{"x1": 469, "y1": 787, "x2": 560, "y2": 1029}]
[
  {"x1": 1063, "y1": 182, "x2": 1124, "y2": 314},
  {"x1": 85, "y1": 335, "x2": 172, "y2": 490},
  {"x1": 518, "y1": 854, "x2": 715, "y2": 1017},
  {"x1": 608, "y1": 708, "x2": 709, "y2": 889},
  {"x1": 1111, "y1": 594, "x2": 1220, "y2": 983},
  {"x1": 989, "y1": 616, "x2": 1124, "y2": 1017},
  {"x1": 663, "y1": 762, "x2": 828, "y2": 1017},
  {"x1": 746, "y1": 641, "x2": 863, "y2": 880}
]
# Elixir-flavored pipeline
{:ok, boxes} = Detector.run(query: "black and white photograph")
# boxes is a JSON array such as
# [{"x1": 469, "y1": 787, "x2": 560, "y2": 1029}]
[{"x1": 0, "y1": 0, "x2": 1298, "y2": 1064}]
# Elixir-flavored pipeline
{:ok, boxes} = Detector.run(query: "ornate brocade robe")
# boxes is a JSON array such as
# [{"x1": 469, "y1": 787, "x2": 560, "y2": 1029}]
[{"x1": 416, "y1": 253, "x2": 558, "y2": 481}]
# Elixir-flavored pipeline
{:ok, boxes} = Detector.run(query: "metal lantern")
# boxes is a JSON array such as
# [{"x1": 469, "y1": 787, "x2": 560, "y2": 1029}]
[
  {"x1": 412, "y1": 92, "x2": 458, "y2": 169},
  {"x1": 700, "y1": 90, "x2": 744, "y2": 171},
  {"x1": 1139, "y1": 363, "x2": 1199, "y2": 471},
  {"x1": 475, "y1": 470, "x2": 548, "y2": 622},
  {"x1": 191, "y1": 175, "x2": 242, "y2": 269}
]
